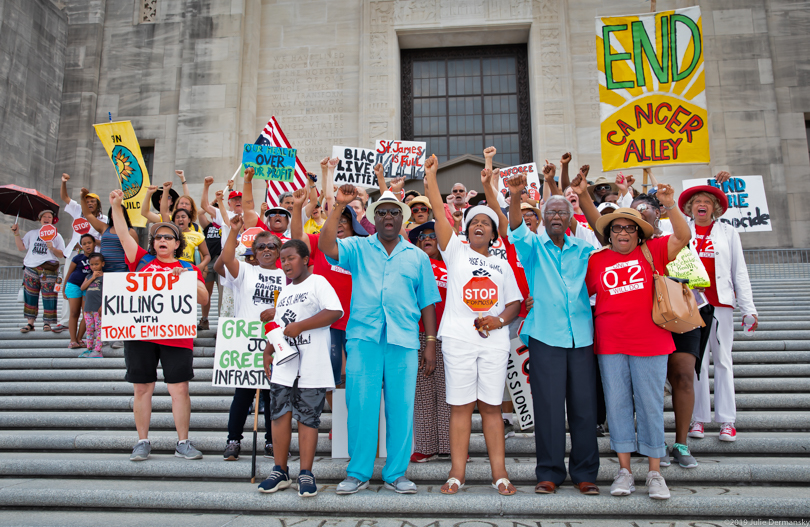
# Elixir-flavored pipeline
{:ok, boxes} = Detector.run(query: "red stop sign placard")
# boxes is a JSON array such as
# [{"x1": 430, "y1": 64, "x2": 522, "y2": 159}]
[
  {"x1": 240, "y1": 227, "x2": 264, "y2": 247},
  {"x1": 462, "y1": 276, "x2": 499, "y2": 313},
  {"x1": 72, "y1": 218, "x2": 91, "y2": 235},
  {"x1": 38, "y1": 224, "x2": 57, "y2": 242}
]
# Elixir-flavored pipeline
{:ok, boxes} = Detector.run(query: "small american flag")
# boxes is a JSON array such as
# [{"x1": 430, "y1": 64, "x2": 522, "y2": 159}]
[{"x1": 255, "y1": 116, "x2": 308, "y2": 207}]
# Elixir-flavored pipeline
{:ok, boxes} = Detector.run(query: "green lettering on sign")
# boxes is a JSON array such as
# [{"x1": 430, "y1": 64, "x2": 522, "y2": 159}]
[
  {"x1": 671, "y1": 14, "x2": 702, "y2": 82},
  {"x1": 632, "y1": 17, "x2": 670, "y2": 88},
  {"x1": 603, "y1": 24, "x2": 634, "y2": 90}
]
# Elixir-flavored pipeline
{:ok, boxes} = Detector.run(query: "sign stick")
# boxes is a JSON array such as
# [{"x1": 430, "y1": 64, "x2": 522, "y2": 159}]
[{"x1": 250, "y1": 388, "x2": 260, "y2": 483}]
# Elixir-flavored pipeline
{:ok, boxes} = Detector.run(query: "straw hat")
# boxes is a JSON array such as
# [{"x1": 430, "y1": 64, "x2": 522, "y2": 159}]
[
  {"x1": 587, "y1": 176, "x2": 619, "y2": 200},
  {"x1": 594, "y1": 207, "x2": 654, "y2": 239}
]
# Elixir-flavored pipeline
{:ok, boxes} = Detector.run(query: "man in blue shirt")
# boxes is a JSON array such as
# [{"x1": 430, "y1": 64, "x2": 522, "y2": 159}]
[
  {"x1": 319, "y1": 183, "x2": 441, "y2": 495},
  {"x1": 505, "y1": 174, "x2": 601, "y2": 496}
]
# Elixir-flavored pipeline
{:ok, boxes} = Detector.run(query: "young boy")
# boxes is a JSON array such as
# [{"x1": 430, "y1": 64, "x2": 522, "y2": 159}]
[{"x1": 80, "y1": 253, "x2": 105, "y2": 357}]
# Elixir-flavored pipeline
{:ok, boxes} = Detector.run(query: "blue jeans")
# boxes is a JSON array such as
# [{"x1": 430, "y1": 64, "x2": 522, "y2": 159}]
[
  {"x1": 329, "y1": 327, "x2": 347, "y2": 387},
  {"x1": 598, "y1": 353, "x2": 668, "y2": 459}
]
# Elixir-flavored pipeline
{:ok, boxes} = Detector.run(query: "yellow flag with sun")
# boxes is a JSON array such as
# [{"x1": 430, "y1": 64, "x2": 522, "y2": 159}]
[
  {"x1": 93, "y1": 121, "x2": 151, "y2": 227},
  {"x1": 596, "y1": 6, "x2": 709, "y2": 172}
]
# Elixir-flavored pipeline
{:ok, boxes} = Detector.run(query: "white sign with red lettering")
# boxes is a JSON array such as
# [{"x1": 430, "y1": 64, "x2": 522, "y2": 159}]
[
  {"x1": 101, "y1": 271, "x2": 197, "y2": 341},
  {"x1": 38, "y1": 224, "x2": 57, "y2": 242},
  {"x1": 497, "y1": 163, "x2": 541, "y2": 201},
  {"x1": 462, "y1": 276, "x2": 499, "y2": 313},
  {"x1": 374, "y1": 139, "x2": 426, "y2": 180},
  {"x1": 72, "y1": 218, "x2": 91, "y2": 235},
  {"x1": 506, "y1": 333, "x2": 534, "y2": 430}
]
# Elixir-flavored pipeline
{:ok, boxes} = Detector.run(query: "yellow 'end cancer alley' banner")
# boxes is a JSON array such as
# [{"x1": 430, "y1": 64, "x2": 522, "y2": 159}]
[
  {"x1": 596, "y1": 6, "x2": 709, "y2": 172},
  {"x1": 93, "y1": 121, "x2": 151, "y2": 228}
]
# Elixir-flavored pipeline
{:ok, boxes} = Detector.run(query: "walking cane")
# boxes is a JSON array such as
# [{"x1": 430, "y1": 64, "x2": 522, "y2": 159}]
[{"x1": 250, "y1": 387, "x2": 260, "y2": 483}]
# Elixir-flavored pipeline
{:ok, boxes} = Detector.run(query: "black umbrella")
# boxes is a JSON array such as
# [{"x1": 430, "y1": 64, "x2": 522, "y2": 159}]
[{"x1": 0, "y1": 185, "x2": 60, "y2": 223}]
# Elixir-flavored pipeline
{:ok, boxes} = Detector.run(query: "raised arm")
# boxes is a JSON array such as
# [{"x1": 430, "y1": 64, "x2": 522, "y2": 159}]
[
  {"x1": 374, "y1": 162, "x2": 387, "y2": 195},
  {"x1": 656, "y1": 183, "x2": 691, "y2": 260},
  {"x1": 242, "y1": 167, "x2": 255, "y2": 212},
  {"x1": 319, "y1": 184, "x2": 358, "y2": 262},
  {"x1": 570, "y1": 168, "x2": 605, "y2": 245},
  {"x1": 80, "y1": 188, "x2": 108, "y2": 234},
  {"x1": 219, "y1": 214, "x2": 244, "y2": 279},
  {"x1": 176, "y1": 170, "x2": 190, "y2": 198},
  {"x1": 109, "y1": 189, "x2": 140, "y2": 263},
  {"x1": 481, "y1": 167, "x2": 509, "y2": 239},
  {"x1": 322, "y1": 157, "x2": 337, "y2": 215},
  {"x1": 559, "y1": 152, "x2": 572, "y2": 191},
  {"x1": 505, "y1": 174, "x2": 527, "y2": 232},
  {"x1": 291, "y1": 188, "x2": 312, "y2": 252},
  {"x1": 543, "y1": 162, "x2": 561, "y2": 196},
  {"x1": 200, "y1": 176, "x2": 217, "y2": 217},
  {"x1": 159, "y1": 181, "x2": 173, "y2": 221},
  {"x1": 304, "y1": 174, "x2": 318, "y2": 219},
  {"x1": 423, "y1": 154, "x2": 454, "y2": 251},
  {"x1": 140, "y1": 186, "x2": 161, "y2": 224},
  {"x1": 60, "y1": 173, "x2": 71, "y2": 205}
]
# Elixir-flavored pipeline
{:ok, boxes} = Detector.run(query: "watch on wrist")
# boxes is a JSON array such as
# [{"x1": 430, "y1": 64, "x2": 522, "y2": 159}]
[{"x1": 498, "y1": 316, "x2": 505, "y2": 327}]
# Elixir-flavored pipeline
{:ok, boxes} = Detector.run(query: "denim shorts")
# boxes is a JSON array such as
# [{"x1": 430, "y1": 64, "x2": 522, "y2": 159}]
[
  {"x1": 64, "y1": 282, "x2": 85, "y2": 299},
  {"x1": 598, "y1": 353, "x2": 668, "y2": 458}
]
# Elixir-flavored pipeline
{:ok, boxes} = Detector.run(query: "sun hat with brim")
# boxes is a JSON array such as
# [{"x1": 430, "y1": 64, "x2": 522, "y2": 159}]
[
  {"x1": 151, "y1": 188, "x2": 180, "y2": 211},
  {"x1": 37, "y1": 209, "x2": 58, "y2": 223},
  {"x1": 520, "y1": 202, "x2": 541, "y2": 218},
  {"x1": 587, "y1": 176, "x2": 619, "y2": 199},
  {"x1": 264, "y1": 207, "x2": 291, "y2": 219},
  {"x1": 678, "y1": 185, "x2": 729, "y2": 216},
  {"x1": 340, "y1": 205, "x2": 369, "y2": 237},
  {"x1": 408, "y1": 220, "x2": 436, "y2": 245},
  {"x1": 149, "y1": 222, "x2": 182, "y2": 239},
  {"x1": 594, "y1": 207, "x2": 654, "y2": 239},
  {"x1": 367, "y1": 190, "x2": 411, "y2": 223},
  {"x1": 408, "y1": 196, "x2": 432, "y2": 210},
  {"x1": 462, "y1": 205, "x2": 499, "y2": 232}
]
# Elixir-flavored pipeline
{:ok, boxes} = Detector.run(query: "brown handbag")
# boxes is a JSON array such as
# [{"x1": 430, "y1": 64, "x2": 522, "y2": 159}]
[{"x1": 640, "y1": 243, "x2": 705, "y2": 334}]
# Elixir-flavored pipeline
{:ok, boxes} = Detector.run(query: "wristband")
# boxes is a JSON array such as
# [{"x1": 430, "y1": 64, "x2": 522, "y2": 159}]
[
  {"x1": 663, "y1": 203, "x2": 677, "y2": 210},
  {"x1": 426, "y1": 336, "x2": 437, "y2": 342}
]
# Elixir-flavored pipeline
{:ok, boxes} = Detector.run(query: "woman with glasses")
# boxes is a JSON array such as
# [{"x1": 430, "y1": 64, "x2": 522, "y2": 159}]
[
  {"x1": 571, "y1": 175, "x2": 691, "y2": 500},
  {"x1": 423, "y1": 155, "x2": 523, "y2": 496},
  {"x1": 405, "y1": 196, "x2": 433, "y2": 232}
]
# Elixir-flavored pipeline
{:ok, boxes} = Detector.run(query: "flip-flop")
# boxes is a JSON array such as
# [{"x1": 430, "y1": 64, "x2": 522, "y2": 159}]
[
  {"x1": 440, "y1": 477, "x2": 464, "y2": 495},
  {"x1": 43, "y1": 324, "x2": 52, "y2": 332},
  {"x1": 492, "y1": 477, "x2": 516, "y2": 496},
  {"x1": 20, "y1": 324, "x2": 34, "y2": 333},
  {"x1": 68, "y1": 342, "x2": 83, "y2": 349}
]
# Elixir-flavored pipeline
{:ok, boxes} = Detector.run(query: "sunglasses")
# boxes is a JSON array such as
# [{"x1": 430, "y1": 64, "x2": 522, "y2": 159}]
[
  {"x1": 375, "y1": 208, "x2": 402, "y2": 218},
  {"x1": 452, "y1": 189, "x2": 466, "y2": 194},
  {"x1": 522, "y1": 212, "x2": 538, "y2": 219},
  {"x1": 610, "y1": 224, "x2": 638, "y2": 234},
  {"x1": 473, "y1": 317, "x2": 490, "y2": 339},
  {"x1": 254, "y1": 243, "x2": 279, "y2": 252},
  {"x1": 267, "y1": 212, "x2": 287, "y2": 218},
  {"x1": 411, "y1": 206, "x2": 429, "y2": 213},
  {"x1": 596, "y1": 184, "x2": 612, "y2": 191},
  {"x1": 418, "y1": 232, "x2": 437, "y2": 241},
  {"x1": 635, "y1": 204, "x2": 650, "y2": 213},
  {"x1": 153, "y1": 234, "x2": 177, "y2": 241}
]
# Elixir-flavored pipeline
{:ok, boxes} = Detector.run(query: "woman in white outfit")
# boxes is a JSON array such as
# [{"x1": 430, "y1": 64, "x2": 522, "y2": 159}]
[
  {"x1": 679, "y1": 185, "x2": 758, "y2": 442},
  {"x1": 423, "y1": 155, "x2": 523, "y2": 496}
]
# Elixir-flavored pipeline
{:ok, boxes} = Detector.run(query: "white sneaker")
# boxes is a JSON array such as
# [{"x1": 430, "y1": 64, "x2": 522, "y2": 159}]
[
  {"x1": 609, "y1": 468, "x2": 635, "y2": 496},
  {"x1": 646, "y1": 470, "x2": 670, "y2": 499}
]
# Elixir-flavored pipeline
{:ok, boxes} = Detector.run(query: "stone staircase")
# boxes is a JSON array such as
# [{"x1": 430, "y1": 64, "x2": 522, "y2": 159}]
[{"x1": 0, "y1": 281, "x2": 808, "y2": 522}]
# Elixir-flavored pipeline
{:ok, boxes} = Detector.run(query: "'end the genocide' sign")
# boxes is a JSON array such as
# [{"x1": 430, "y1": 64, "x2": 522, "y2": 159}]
[
  {"x1": 212, "y1": 318, "x2": 271, "y2": 388},
  {"x1": 101, "y1": 271, "x2": 197, "y2": 341}
]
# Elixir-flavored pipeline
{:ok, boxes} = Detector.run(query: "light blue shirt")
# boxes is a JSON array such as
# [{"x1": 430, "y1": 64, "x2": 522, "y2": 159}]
[
  {"x1": 326, "y1": 234, "x2": 442, "y2": 350},
  {"x1": 508, "y1": 222, "x2": 595, "y2": 348}
]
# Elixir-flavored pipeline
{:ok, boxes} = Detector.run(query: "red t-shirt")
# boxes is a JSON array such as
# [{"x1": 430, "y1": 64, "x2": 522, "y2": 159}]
[
  {"x1": 308, "y1": 233, "x2": 352, "y2": 331},
  {"x1": 694, "y1": 224, "x2": 732, "y2": 308},
  {"x1": 586, "y1": 236, "x2": 675, "y2": 356},
  {"x1": 126, "y1": 246, "x2": 205, "y2": 350},
  {"x1": 574, "y1": 213, "x2": 592, "y2": 231},
  {"x1": 500, "y1": 237, "x2": 531, "y2": 319},
  {"x1": 420, "y1": 258, "x2": 447, "y2": 331}
]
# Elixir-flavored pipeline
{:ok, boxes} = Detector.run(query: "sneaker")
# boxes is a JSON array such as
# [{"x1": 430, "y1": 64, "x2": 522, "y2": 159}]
[
  {"x1": 659, "y1": 446, "x2": 671, "y2": 467},
  {"x1": 51, "y1": 324, "x2": 68, "y2": 334},
  {"x1": 646, "y1": 470, "x2": 670, "y2": 499},
  {"x1": 383, "y1": 476, "x2": 418, "y2": 494},
  {"x1": 335, "y1": 476, "x2": 369, "y2": 495},
  {"x1": 197, "y1": 318, "x2": 209, "y2": 331},
  {"x1": 111, "y1": 341, "x2": 124, "y2": 349},
  {"x1": 688, "y1": 421, "x2": 704, "y2": 439},
  {"x1": 671, "y1": 443, "x2": 698, "y2": 468},
  {"x1": 130, "y1": 440, "x2": 151, "y2": 461},
  {"x1": 410, "y1": 452, "x2": 437, "y2": 463},
  {"x1": 596, "y1": 424, "x2": 606, "y2": 437},
  {"x1": 297, "y1": 469, "x2": 318, "y2": 497},
  {"x1": 224, "y1": 440, "x2": 241, "y2": 461},
  {"x1": 77, "y1": 349, "x2": 92, "y2": 358},
  {"x1": 264, "y1": 442, "x2": 273, "y2": 458},
  {"x1": 258, "y1": 465, "x2": 292, "y2": 493},
  {"x1": 719, "y1": 422, "x2": 737, "y2": 442},
  {"x1": 609, "y1": 468, "x2": 635, "y2": 496},
  {"x1": 175, "y1": 440, "x2": 203, "y2": 459},
  {"x1": 503, "y1": 419, "x2": 515, "y2": 439},
  {"x1": 88, "y1": 350, "x2": 103, "y2": 358}
]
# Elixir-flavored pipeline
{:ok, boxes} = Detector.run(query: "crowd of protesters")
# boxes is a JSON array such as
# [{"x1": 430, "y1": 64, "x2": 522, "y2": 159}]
[{"x1": 15, "y1": 145, "x2": 757, "y2": 500}]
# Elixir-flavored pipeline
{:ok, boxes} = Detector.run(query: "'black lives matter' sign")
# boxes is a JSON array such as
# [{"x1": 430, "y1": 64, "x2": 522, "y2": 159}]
[{"x1": 332, "y1": 146, "x2": 378, "y2": 188}]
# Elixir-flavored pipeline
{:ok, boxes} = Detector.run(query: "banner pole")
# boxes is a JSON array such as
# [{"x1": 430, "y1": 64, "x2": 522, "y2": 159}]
[{"x1": 250, "y1": 388, "x2": 260, "y2": 483}]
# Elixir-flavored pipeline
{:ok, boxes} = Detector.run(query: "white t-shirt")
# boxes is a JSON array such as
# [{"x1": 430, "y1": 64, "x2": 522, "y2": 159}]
[
  {"x1": 270, "y1": 274, "x2": 343, "y2": 389},
  {"x1": 224, "y1": 261, "x2": 285, "y2": 320},
  {"x1": 659, "y1": 218, "x2": 674, "y2": 235},
  {"x1": 215, "y1": 209, "x2": 238, "y2": 249},
  {"x1": 22, "y1": 230, "x2": 66, "y2": 269},
  {"x1": 438, "y1": 234, "x2": 523, "y2": 351},
  {"x1": 64, "y1": 200, "x2": 107, "y2": 254}
]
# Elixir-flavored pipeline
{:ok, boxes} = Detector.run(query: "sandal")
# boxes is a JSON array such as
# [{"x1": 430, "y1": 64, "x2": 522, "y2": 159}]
[
  {"x1": 68, "y1": 342, "x2": 83, "y2": 349},
  {"x1": 492, "y1": 477, "x2": 516, "y2": 496},
  {"x1": 20, "y1": 323, "x2": 34, "y2": 333},
  {"x1": 43, "y1": 324, "x2": 52, "y2": 332},
  {"x1": 440, "y1": 477, "x2": 464, "y2": 495}
]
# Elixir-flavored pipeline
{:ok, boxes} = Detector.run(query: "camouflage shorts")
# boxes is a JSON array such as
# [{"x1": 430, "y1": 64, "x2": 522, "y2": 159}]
[{"x1": 269, "y1": 381, "x2": 327, "y2": 429}]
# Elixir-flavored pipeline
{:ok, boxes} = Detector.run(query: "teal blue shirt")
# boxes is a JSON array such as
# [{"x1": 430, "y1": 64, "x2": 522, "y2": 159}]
[
  {"x1": 326, "y1": 234, "x2": 442, "y2": 350},
  {"x1": 508, "y1": 222, "x2": 595, "y2": 348}
]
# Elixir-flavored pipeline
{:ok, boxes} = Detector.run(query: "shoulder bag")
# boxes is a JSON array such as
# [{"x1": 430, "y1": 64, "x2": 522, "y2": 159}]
[{"x1": 640, "y1": 243, "x2": 705, "y2": 334}]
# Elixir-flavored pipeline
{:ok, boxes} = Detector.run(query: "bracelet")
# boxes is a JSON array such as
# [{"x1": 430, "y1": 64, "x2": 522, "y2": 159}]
[
  {"x1": 663, "y1": 203, "x2": 677, "y2": 210},
  {"x1": 426, "y1": 336, "x2": 437, "y2": 342}
]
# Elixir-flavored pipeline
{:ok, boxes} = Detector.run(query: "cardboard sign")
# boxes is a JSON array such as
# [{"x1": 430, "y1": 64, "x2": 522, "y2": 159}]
[
  {"x1": 506, "y1": 334, "x2": 534, "y2": 430},
  {"x1": 212, "y1": 318, "x2": 271, "y2": 388},
  {"x1": 72, "y1": 218, "x2": 91, "y2": 235},
  {"x1": 331, "y1": 389, "x2": 389, "y2": 459},
  {"x1": 239, "y1": 227, "x2": 265, "y2": 248},
  {"x1": 100, "y1": 271, "x2": 197, "y2": 341},
  {"x1": 497, "y1": 163, "x2": 540, "y2": 202},
  {"x1": 374, "y1": 140, "x2": 426, "y2": 180},
  {"x1": 242, "y1": 144, "x2": 297, "y2": 182},
  {"x1": 597, "y1": 7, "x2": 709, "y2": 171},
  {"x1": 462, "y1": 276, "x2": 499, "y2": 313},
  {"x1": 332, "y1": 146, "x2": 378, "y2": 188},
  {"x1": 682, "y1": 176, "x2": 771, "y2": 233},
  {"x1": 38, "y1": 224, "x2": 57, "y2": 242}
]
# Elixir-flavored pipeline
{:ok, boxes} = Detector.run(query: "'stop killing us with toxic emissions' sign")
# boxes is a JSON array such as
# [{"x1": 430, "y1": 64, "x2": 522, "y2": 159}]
[
  {"x1": 597, "y1": 6, "x2": 709, "y2": 171},
  {"x1": 242, "y1": 144, "x2": 297, "y2": 182}
]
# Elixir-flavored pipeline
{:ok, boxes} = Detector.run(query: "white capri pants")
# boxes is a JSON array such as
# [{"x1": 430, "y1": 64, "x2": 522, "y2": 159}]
[
  {"x1": 693, "y1": 306, "x2": 736, "y2": 424},
  {"x1": 442, "y1": 337, "x2": 508, "y2": 407}
]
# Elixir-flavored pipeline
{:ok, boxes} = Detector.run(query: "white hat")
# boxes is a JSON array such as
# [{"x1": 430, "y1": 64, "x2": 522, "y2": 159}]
[
  {"x1": 462, "y1": 205, "x2": 500, "y2": 232},
  {"x1": 366, "y1": 191, "x2": 411, "y2": 223}
]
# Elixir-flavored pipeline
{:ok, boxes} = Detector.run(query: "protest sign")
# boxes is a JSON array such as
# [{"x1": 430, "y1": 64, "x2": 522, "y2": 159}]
[
  {"x1": 239, "y1": 227, "x2": 265, "y2": 248},
  {"x1": 72, "y1": 218, "x2": 91, "y2": 235},
  {"x1": 242, "y1": 144, "x2": 297, "y2": 182},
  {"x1": 332, "y1": 146, "x2": 378, "y2": 188},
  {"x1": 212, "y1": 318, "x2": 271, "y2": 389},
  {"x1": 497, "y1": 163, "x2": 540, "y2": 201},
  {"x1": 597, "y1": 6, "x2": 709, "y2": 171},
  {"x1": 100, "y1": 271, "x2": 197, "y2": 341},
  {"x1": 374, "y1": 140, "x2": 426, "y2": 180},
  {"x1": 506, "y1": 334, "x2": 534, "y2": 430},
  {"x1": 38, "y1": 224, "x2": 57, "y2": 242},
  {"x1": 667, "y1": 246, "x2": 711, "y2": 288},
  {"x1": 682, "y1": 176, "x2": 771, "y2": 233},
  {"x1": 462, "y1": 276, "x2": 499, "y2": 313}
]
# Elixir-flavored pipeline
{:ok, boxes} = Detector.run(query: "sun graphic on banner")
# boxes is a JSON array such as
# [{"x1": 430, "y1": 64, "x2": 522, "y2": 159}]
[
  {"x1": 595, "y1": 6, "x2": 710, "y2": 171},
  {"x1": 111, "y1": 145, "x2": 145, "y2": 200},
  {"x1": 115, "y1": 150, "x2": 135, "y2": 181}
]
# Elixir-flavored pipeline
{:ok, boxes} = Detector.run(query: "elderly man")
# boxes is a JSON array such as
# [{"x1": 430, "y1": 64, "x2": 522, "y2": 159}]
[
  {"x1": 319, "y1": 184, "x2": 441, "y2": 495},
  {"x1": 505, "y1": 174, "x2": 600, "y2": 496},
  {"x1": 443, "y1": 182, "x2": 470, "y2": 226}
]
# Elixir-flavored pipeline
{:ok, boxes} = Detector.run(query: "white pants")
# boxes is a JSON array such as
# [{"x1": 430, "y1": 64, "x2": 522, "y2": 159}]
[
  {"x1": 693, "y1": 306, "x2": 736, "y2": 424},
  {"x1": 56, "y1": 250, "x2": 77, "y2": 327},
  {"x1": 442, "y1": 337, "x2": 508, "y2": 406}
]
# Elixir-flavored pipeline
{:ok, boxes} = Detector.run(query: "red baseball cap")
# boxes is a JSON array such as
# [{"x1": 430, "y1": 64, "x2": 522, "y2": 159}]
[{"x1": 228, "y1": 191, "x2": 243, "y2": 200}]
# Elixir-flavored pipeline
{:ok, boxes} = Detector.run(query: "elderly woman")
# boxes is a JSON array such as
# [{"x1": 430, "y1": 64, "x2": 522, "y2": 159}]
[
  {"x1": 405, "y1": 196, "x2": 433, "y2": 231},
  {"x1": 572, "y1": 175, "x2": 691, "y2": 500},
  {"x1": 680, "y1": 183, "x2": 757, "y2": 443}
]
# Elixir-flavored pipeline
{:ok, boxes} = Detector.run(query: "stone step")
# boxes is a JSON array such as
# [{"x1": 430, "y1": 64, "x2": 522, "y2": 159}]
[
  {"x1": 0, "y1": 336, "x2": 218, "y2": 347},
  {"x1": 0, "y1": 479, "x2": 807, "y2": 520},
  {"x1": 732, "y1": 340, "x2": 810, "y2": 351},
  {"x1": 0, "y1": 347, "x2": 216, "y2": 358},
  {"x1": 0, "y1": 358, "x2": 216, "y2": 369}
]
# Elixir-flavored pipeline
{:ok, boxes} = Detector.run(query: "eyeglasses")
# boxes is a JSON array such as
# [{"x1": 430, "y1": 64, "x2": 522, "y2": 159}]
[
  {"x1": 522, "y1": 212, "x2": 538, "y2": 219},
  {"x1": 596, "y1": 184, "x2": 612, "y2": 191},
  {"x1": 610, "y1": 224, "x2": 638, "y2": 234},
  {"x1": 153, "y1": 234, "x2": 177, "y2": 241},
  {"x1": 411, "y1": 206, "x2": 429, "y2": 213},
  {"x1": 418, "y1": 232, "x2": 437, "y2": 241},
  {"x1": 267, "y1": 212, "x2": 287, "y2": 218},
  {"x1": 254, "y1": 243, "x2": 279, "y2": 252},
  {"x1": 544, "y1": 210, "x2": 570, "y2": 217},
  {"x1": 375, "y1": 208, "x2": 402, "y2": 218},
  {"x1": 337, "y1": 217, "x2": 350, "y2": 225},
  {"x1": 452, "y1": 189, "x2": 466, "y2": 194}
]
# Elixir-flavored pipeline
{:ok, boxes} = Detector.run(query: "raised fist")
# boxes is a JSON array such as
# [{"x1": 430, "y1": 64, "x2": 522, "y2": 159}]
[
  {"x1": 560, "y1": 152, "x2": 572, "y2": 166},
  {"x1": 336, "y1": 184, "x2": 358, "y2": 206},
  {"x1": 61, "y1": 173, "x2": 70, "y2": 183},
  {"x1": 483, "y1": 146, "x2": 496, "y2": 159},
  {"x1": 229, "y1": 214, "x2": 244, "y2": 231},
  {"x1": 506, "y1": 174, "x2": 527, "y2": 193},
  {"x1": 204, "y1": 176, "x2": 214, "y2": 186}
]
